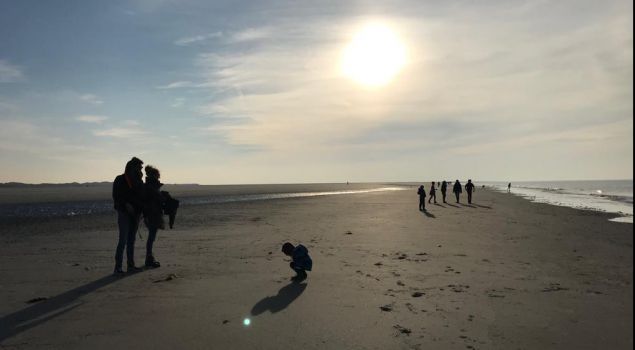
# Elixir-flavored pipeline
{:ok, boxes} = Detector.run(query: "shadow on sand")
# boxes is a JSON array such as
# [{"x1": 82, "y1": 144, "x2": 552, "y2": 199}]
[
  {"x1": 422, "y1": 210, "x2": 436, "y2": 218},
  {"x1": 0, "y1": 273, "x2": 131, "y2": 342},
  {"x1": 250, "y1": 281, "x2": 307, "y2": 316},
  {"x1": 473, "y1": 204, "x2": 493, "y2": 209},
  {"x1": 433, "y1": 203, "x2": 446, "y2": 208},
  {"x1": 445, "y1": 203, "x2": 459, "y2": 208}
]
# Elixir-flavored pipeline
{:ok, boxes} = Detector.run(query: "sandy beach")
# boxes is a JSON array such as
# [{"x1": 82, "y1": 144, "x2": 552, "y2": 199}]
[{"x1": 0, "y1": 186, "x2": 632, "y2": 350}]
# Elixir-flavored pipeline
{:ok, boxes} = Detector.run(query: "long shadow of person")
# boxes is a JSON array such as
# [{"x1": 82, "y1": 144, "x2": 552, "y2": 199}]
[
  {"x1": 250, "y1": 282, "x2": 307, "y2": 316},
  {"x1": 422, "y1": 210, "x2": 436, "y2": 218},
  {"x1": 0, "y1": 274, "x2": 128, "y2": 342},
  {"x1": 445, "y1": 203, "x2": 459, "y2": 208},
  {"x1": 433, "y1": 203, "x2": 446, "y2": 208},
  {"x1": 474, "y1": 204, "x2": 493, "y2": 209}
]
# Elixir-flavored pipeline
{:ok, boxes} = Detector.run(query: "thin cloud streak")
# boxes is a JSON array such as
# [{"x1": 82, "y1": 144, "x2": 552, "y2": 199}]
[
  {"x1": 76, "y1": 115, "x2": 108, "y2": 123},
  {"x1": 0, "y1": 59, "x2": 23, "y2": 82}
]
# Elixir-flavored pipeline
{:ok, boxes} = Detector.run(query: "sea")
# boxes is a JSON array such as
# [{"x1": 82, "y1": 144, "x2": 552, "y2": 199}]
[
  {"x1": 483, "y1": 180, "x2": 633, "y2": 223},
  {"x1": 0, "y1": 184, "x2": 406, "y2": 219}
]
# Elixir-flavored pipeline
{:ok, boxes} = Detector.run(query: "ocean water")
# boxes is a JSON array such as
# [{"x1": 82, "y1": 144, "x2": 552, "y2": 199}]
[
  {"x1": 484, "y1": 180, "x2": 633, "y2": 223},
  {"x1": 0, "y1": 186, "x2": 406, "y2": 219}
]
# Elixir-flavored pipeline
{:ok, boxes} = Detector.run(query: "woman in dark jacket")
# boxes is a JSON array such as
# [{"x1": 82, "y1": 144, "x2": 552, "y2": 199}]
[{"x1": 143, "y1": 165, "x2": 165, "y2": 268}]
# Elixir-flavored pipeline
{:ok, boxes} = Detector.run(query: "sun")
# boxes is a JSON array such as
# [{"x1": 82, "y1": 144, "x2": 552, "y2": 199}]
[{"x1": 341, "y1": 23, "x2": 407, "y2": 88}]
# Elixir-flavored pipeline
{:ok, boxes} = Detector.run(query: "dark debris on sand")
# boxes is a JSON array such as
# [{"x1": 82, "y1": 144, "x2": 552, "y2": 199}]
[
  {"x1": 26, "y1": 297, "x2": 48, "y2": 304},
  {"x1": 542, "y1": 283, "x2": 569, "y2": 292},
  {"x1": 380, "y1": 304, "x2": 393, "y2": 312},
  {"x1": 153, "y1": 273, "x2": 179, "y2": 283},
  {"x1": 393, "y1": 324, "x2": 412, "y2": 335}
]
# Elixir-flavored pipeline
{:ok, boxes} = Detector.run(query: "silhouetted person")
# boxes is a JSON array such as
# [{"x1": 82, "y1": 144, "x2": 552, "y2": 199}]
[
  {"x1": 465, "y1": 179, "x2": 475, "y2": 204},
  {"x1": 428, "y1": 182, "x2": 437, "y2": 204},
  {"x1": 453, "y1": 180, "x2": 462, "y2": 203},
  {"x1": 143, "y1": 165, "x2": 164, "y2": 268},
  {"x1": 508, "y1": 183, "x2": 511, "y2": 193},
  {"x1": 441, "y1": 181, "x2": 448, "y2": 203},
  {"x1": 112, "y1": 157, "x2": 145, "y2": 275},
  {"x1": 282, "y1": 242, "x2": 312, "y2": 282},
  {"x1": 417, "y1": 185, "x2": 426, "y2": 211}
]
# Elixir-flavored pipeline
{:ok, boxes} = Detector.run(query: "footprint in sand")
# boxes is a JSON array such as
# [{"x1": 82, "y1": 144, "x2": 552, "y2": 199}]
[
  {"x1": 405, "y1": 302, "x2": 417, "y2": 313},
  {"x1": 380, "y1": 303, "x2": 394, "y2": 312},
  {"x1": 542, "y1": 283, "x2": 569, "y2": 292},
  {"x1": 486, "y1": 289, "x2": 506, "y2": 298},
  {"x1": 393, "y1": 324, "x2": 412, "y2": 336},
  {"x1": 448, "y1": 284, "x2": 470, "y2": 293}
]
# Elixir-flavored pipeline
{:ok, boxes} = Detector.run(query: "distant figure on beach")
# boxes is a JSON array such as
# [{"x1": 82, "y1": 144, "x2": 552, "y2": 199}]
[
  {"x1": 508, "y1": 183, "x2": 512, "y2": 193},
  {"x1": 428, "y1": 182, "x2": 437, "y2": 204},
  {"x1": 417, "y1": 185, "x2": 426, "y2": 211},
  {"x1": 441, "y1": 181, "x2": 448, "y2": 203},
  {"x1": 112, "y1": 157, "x2": 145, "y2": 275},
  {"x1": 143, "y1": 165, "x2": 164, "y2": 268},
  {"x1": 282, "y1": 242, "x2": 312, "y2": 282},
  {"x1": 453, "y1": 180, "x2": 462, "y2": 203},
  {"x1": 465, "y1": 179, "x2": 475, "y2": 204}
]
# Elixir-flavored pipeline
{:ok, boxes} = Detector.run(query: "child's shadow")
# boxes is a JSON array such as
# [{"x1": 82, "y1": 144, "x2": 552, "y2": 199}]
[{"x1": 250, "y1": 281, "x2": 307, "y2": 316}]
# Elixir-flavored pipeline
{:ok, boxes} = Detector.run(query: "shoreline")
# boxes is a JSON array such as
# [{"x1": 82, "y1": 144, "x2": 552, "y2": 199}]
[{"x1": 0, "y1": 181, "x2": 632, "y2": 224}]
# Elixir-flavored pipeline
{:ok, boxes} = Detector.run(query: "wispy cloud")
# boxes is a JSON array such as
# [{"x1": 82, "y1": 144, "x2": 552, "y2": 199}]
[
  {"x1": 173, "y1": 28, "x2": 269, "y2": 47},
  {"x1": 229, "y1": 27, "x2": 271, "y2": 43},
  {"x1": 171, "y1": 98, "x2": 185, "y2": 108},
  {"x1": 76, "y1": 115, "x2": 108, "y2": 123},
  {"x1": 156, "y1": 81, "x2": 198, "y2": 89},
  {"x1": 174, "y1": 32, "x2": 222, "y2": 46},
  {"x1": 80, "y1": 93, "x2": 104, "y2": 105},
  {"x1": 93, "y1": 127, "x2": 148, "y2": 138},
  {"x1": 0, "y1": 60, "x2": 24, "y2": 82}
]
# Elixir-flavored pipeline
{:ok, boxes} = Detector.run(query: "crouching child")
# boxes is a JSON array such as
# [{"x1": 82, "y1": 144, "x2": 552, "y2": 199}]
[{"x1": 282, "y1": 242, "x2": 312, "y2": 282}]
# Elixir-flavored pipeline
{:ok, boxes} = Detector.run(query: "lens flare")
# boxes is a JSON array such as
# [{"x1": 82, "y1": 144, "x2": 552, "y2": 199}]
[{"x1": 243, "y1": 318, "x2": 251, "y2": 326}]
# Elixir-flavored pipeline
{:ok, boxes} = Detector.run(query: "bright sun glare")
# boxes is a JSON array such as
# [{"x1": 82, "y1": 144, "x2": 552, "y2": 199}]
[{"x1": 341, "y1": 23, "x2": 407, "y2": 88}]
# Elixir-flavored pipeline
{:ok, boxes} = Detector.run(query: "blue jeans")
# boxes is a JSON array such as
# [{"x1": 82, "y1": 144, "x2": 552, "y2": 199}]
[
  {"x1": 115, "y1": 210, "x2": 140, "y2": 269},
  {"x1": 290, "y1": 262, "x2": 307, "y2": 276}
]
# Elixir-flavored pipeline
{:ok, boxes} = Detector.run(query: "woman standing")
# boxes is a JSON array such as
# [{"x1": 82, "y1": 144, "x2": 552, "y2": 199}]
[{"x1": 143, "y1": 165, "x2": 165, "y2": 268}]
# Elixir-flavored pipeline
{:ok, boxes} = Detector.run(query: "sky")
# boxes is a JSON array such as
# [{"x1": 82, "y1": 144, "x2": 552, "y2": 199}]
[{"x1": 0, "y1": 0, "x2": 632, "y2": 184}]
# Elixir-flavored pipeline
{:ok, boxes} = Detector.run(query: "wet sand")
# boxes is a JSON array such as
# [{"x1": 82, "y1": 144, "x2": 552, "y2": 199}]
[{"x1": 0, "y1": 187, "x2": 632, "y2": 349}]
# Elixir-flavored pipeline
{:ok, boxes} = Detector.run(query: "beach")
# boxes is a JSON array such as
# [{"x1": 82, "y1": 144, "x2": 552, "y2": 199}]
[{"x1": 0, "y1": 186, "x2": 632, "y2": 350}]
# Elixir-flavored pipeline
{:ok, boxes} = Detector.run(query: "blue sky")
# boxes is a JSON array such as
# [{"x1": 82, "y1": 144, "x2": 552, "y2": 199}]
[{"x1": 0, "y1": 0, "x2": 632, "y2": 184}]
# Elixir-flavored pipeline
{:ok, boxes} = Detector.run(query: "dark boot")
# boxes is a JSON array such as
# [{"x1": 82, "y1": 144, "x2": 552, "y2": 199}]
[
  {"x1": 127, "y1": 263, "x2": 142, "y2": 273},
  {"x1": 145, "y1": 256, "x2": 161, "y2": 268}
]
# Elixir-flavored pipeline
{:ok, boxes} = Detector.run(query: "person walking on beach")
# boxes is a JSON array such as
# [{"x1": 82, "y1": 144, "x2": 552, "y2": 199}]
[
  {"x1": 441, "y1": 181, "x2": 448, "y2": 203},
  {"x1": 453, "y1": 180, "x2": 462, "y2": 203},
  {"x1": 465, "y1": 179, "x2": 475, "y2": 204},
  {"x1": 143, "y1": 165, "x2": 165, "y2": 268},
  {"x1": 417, "y1": 185, "x2": 427, "y2": 211},
  {"x1": 428, "y1": 182, "x2": 437, "y2": 204},
  {"x1": 508, "y1": 183, "x2": 512, "y2": 193},
  {"x1": 112, "y1": 157, "x2": 145, "y2": 275}
]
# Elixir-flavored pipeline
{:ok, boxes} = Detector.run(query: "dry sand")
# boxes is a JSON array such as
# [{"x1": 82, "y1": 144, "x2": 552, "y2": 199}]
[{"x1": 0, "y1": 187, "x2": 632, "y2": 349}]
